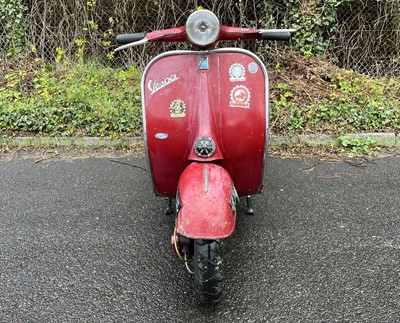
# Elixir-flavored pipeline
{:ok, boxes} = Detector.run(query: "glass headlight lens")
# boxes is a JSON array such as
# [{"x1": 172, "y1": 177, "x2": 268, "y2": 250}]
[{"x1": 186, "y1": 10, "x2": 220, "y2": 47}]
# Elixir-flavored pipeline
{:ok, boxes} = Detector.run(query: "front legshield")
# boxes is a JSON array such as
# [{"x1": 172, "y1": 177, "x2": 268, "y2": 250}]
[{"x1": 175, "y1": 163, "x2": 237, "y2": 240}]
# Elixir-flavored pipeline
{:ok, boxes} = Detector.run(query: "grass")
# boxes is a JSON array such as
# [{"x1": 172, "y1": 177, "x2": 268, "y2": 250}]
[
  {"x1": 270, "y1": 68, "x2": 400, "y2": 136},
  {"x1": 336, "y1": 135, "x2": 381, "y2": 157},
  {"x1": 0, "y1": 61, "x2": 142, "y2": 137},
  {"x1": 1, "y1": 55, "x2": 399, "y2": 142}
]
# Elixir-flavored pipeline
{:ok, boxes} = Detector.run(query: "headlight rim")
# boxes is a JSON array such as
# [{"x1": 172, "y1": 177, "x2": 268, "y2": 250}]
[{"x1": 185, "y1": 9, "x2": 221, "y2": 47}]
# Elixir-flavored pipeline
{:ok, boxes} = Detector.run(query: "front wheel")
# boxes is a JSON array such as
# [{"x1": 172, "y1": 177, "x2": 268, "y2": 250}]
[{"x1": 193, "y1": 239, "x2": 224, "y2": 304}]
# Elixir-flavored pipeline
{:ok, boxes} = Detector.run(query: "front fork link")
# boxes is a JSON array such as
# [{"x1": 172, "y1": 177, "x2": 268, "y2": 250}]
[
  {"x1": 169, "y1": 198, "x2": 193, "y2": 273},
  {"x1": 171, "y1": 228, "x2": 194, "y2": 274}
]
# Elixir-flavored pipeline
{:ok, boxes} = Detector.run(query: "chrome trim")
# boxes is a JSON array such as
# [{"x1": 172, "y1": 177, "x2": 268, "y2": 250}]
[
  {"x1": 186, "y1": 10, "x2": 221, "y2": 47},
  {"x1": 141, "y1": 48, "x2": 269, "y2": 194},
  {"x1": 114, "y1": 38, "x2": 149, "y2": 52},
  {"x1": 229, "y1": 186, "x2": 238, "y2": 213},
  {"x1": 258, "y1": 28, "x2": 296, "y2": 34},
  {"x1": 194, "y1": 137, "x2": 216, "y2": 158},
  {"x1": 203, "y1": 164, "x2": 209, "y2": 193}
]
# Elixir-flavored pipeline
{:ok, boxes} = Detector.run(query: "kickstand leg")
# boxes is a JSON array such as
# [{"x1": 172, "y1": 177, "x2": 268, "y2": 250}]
[
  {"x1": 165, "y1": 197, "x2": 173, "y2": 215},
  {"x1": 246, "y1": 195, "x2": 255, "y2": 215}
]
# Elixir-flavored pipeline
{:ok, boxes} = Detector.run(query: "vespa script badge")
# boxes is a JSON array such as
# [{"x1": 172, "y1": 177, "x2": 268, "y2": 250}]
[{"x1": 148, "y1": 74, "x2": 179, "y2": 95}]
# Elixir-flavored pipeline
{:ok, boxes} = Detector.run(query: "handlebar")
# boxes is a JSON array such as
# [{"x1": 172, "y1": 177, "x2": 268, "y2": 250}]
[
  {"x1": 115, "y1": 26, "x2": 296, "y2": 52},
  {"x1": 116, "y1": 33, "x2": 147, "y2": 45},
  {"x1": 259, "y1": 29, "x2": 295, "y2": 41}
]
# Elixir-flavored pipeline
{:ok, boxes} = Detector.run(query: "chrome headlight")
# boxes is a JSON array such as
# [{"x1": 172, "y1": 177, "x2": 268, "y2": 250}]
[{"x1": 186, "y1": 10, "x2": 220, "y2": 47}]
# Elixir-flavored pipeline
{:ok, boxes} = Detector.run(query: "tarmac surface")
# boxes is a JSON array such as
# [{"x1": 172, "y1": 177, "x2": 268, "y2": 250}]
[{"x1": 0, "y1": 151, "x2": 399, "y2": 322}]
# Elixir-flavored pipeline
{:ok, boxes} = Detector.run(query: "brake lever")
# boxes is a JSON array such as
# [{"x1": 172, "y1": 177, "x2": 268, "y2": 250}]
[{"x1": 114, "y1": 38, "x2": 149, "y2": 52}]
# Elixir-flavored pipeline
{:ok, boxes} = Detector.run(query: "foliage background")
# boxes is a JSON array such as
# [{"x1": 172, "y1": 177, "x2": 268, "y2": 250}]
[
  {"x1": 1, "y1": 0, "x2": 399, "y2": 74},
  {"x1": 0, "y1": 0, "x2": 399, "y2": 138}
]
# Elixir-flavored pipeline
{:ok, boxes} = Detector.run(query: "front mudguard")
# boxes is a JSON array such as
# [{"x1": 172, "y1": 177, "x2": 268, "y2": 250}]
[{"x1": 175, "y1": 162, "x2": 237, "y2": 240}]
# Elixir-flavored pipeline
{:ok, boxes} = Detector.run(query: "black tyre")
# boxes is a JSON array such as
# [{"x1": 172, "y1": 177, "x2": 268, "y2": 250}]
[{"x1": 193, "y1": 239, "x2": 224, "y2": 304}]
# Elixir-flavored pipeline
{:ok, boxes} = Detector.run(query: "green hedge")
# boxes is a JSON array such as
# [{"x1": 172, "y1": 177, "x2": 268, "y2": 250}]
[
  {"x1": 0, "y1": 61, "x2": 399, "y2": 137},
  {"x1": 0, "y1": 63, "x2": 142, "y2": 137}
]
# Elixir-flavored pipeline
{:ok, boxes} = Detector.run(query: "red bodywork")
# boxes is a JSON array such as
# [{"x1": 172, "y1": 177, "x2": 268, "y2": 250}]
[
  {"x1": 144, "y1": 25, "x2": 263, "y2": 45},
  {"x1": 143, "y1": 49, "x2": 268, "y2": 196},
  {"x1": 175, "y1": 162, "x2": 236, "y2": 239},
  {"x1": 142, "y1": 48, "x2": 268, "y2": 238}
]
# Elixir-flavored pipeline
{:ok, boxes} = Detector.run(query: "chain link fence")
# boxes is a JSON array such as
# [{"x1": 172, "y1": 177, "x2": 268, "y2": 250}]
[
  {"x1": 335, "y1": 0, "x2": 400, "y2": 76},
  {"x1": 1, "y1": 0, "x2": 399, "y2": 76}
]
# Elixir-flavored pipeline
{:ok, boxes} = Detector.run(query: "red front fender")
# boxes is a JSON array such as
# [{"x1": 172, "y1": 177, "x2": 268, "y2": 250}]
[{"x1": 175, "y1": 163, "x2": 237, "y2": 240}]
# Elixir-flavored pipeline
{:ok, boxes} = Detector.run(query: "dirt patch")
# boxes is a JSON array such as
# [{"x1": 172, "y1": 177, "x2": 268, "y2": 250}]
[
  {"x1": 0, "y1": 146, "x2": 144, "y2": 163},
  {"x1": 269, "y1": 143, "x2": 400, "y2": 161},
  {"x1": 269, "y1": 51, "x2": 345, "y2": 106}
]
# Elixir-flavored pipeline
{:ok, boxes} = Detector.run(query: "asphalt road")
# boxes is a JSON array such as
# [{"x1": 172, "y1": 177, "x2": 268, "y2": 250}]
[{"x1": 0, "y1": 151, "x2": 399, "y2": 322}]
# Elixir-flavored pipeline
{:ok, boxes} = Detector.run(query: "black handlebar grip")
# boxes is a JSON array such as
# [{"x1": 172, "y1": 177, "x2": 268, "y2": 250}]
[
  {"x1": 260, "y1": 31, "x2": 292, "y2": 41},
  {"x1": 116, "y1": 33, "x2": 147, "y2": 44}
]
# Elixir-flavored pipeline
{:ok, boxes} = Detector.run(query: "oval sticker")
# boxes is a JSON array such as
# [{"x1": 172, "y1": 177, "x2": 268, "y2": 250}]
[{"x1": 155, "y1": 133, "x2": 168, "y2": 139}]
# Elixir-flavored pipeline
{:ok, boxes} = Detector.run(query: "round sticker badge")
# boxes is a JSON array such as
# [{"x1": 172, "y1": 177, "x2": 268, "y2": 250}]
[
  {"x1": 229, "y1": 63, "x2": 246, "y2": 82},
  {"x1": 169, "y1": 99, "x2": 186, "y2": 118},
  {"x1": 248, "y1": 62, "x2": 259, "y2": 74},
  {"x1": 230, "y1": 85, "x2": 251, "y2": 108}
]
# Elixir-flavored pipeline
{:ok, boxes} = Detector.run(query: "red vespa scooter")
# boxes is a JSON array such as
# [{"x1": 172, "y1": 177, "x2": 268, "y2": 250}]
[{"x1": 115, "y1": 9, "x2": 294, "y2": 304}]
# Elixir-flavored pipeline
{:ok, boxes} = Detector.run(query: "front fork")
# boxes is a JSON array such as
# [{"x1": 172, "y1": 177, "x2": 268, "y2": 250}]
[
  {"x1": 168, "y1": 194, "x2": 255, "y2": 269},
  {"x1": 166, "y1": 195, "x2": 255, "y2": 215}
]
